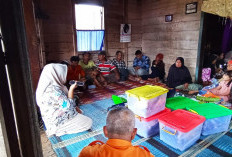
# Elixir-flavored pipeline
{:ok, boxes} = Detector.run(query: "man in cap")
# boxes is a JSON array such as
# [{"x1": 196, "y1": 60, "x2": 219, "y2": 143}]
[{"x1": 95, "y1": 51, "x2": 120, "y2": 84}]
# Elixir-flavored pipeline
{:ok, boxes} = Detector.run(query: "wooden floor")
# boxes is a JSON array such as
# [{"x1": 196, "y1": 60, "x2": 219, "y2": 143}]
[{"x1": 40, "y1": 130, "x2": 56, "y2": 157}]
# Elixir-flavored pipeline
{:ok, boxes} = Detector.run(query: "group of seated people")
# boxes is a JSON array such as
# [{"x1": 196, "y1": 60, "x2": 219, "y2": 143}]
[
  {"x1": 36, "y1": 50, "x2": 232, "y2": 156},
  {"x1": 63, "y1": 50, "x2": 166, "y2": 89}
]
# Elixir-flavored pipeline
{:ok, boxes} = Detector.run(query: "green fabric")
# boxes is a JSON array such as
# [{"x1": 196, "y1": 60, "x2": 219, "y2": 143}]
[
  {"x1": 196, "y1": 96, "x2": 220, "y2": 103},
  {"x1": 166, "y1": 96, "x2": 199, "y2": 110},
  {"x1": 79, "y1": 60, "x2": 96, "y2": 70},
  {"x1": 187, "y1": 103, "x2": 232, "y2": 119},
  {"x1": 175, "y1": 83, "x2": 203, "y2": 91}
]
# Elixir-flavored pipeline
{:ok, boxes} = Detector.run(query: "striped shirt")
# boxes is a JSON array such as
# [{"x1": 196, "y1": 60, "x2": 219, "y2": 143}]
[{"x1": 95, "y1": 60, "x2": 116, "y2": 76}]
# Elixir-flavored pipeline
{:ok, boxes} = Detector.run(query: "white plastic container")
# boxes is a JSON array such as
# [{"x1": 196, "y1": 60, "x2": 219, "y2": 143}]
[
  {"x1": 158, "y1": 109, "x2": 205, "y2": 151},
  {"x1": 135, "y1": 108, "x2": 171, "y2": 138},
  {"x1": 126, "y1": 85, "x2": 168, "y2": 118}
]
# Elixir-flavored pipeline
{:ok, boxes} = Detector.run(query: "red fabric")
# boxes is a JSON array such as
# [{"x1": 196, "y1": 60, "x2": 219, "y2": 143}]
[
  {"x1": 155, "y1": 53, "x2": 164, "y2": 61},
  {"x1": 66, "y1": 65, "x2": 85, "y2": 82},
  {"x1": 228, "y1": 60, "x2": 232, "y2": 65}
]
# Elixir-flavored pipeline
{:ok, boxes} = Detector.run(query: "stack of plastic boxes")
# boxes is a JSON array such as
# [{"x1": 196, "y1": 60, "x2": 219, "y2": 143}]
[
  {"x1": 164, "y1": 96, "x2": 232, "y2": 151},
  {"x1": 166, "y1": 97, "x2": 232, "y2": 136},
  {"x1": 125, "y1": 85, "x2": 169, "y2": 137}
]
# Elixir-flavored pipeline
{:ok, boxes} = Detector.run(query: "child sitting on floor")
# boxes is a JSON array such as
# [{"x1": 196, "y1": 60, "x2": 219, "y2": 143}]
[
  {"x1": 190, "y1": 71, "x2": 232, "y2": 102},
  {"x1": 207, "y1": 71, "x2": 232, "y2": 102}
]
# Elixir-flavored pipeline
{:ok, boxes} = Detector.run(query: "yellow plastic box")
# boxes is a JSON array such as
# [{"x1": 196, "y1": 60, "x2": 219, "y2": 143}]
[{"x1": 125, "y1": 85, "x2": 168, "y2": 118}]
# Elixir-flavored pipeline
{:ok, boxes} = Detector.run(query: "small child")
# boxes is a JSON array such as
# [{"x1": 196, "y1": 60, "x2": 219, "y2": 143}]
[{"x1": 206, "y1": 71, "x2": 232, "y2": 102}]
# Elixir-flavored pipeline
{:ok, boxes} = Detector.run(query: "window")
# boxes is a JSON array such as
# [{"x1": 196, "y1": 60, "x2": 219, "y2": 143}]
[{"x1": 75, "y1": 4, "x2": 104, "y2": 52}]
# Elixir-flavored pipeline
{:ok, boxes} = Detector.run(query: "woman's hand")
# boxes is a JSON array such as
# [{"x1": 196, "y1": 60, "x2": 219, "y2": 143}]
[
  {"x1": 68, "y1": 81, "x2": 78, "y2": 99},
  {"x1": 70, "y1": 81, "x2": 78, "y2": 90}
]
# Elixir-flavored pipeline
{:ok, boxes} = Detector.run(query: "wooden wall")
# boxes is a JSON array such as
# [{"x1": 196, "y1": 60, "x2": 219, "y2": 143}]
[
  {"x1": 39, "y1": 0, "x2": 142, "y2": 64},
  {"x1": 40, "y1": 0, "x2": 76, "y2": 62},
  {"x1": 22, "y1": 0, "x2": 41, "y2": 89},
  {"x1": 141, "y1": 0, "x2": 202, "y2": 80},
  {"x1": 90, "y1": 0, "x2": 142, "y2": 65},
  {"x1": 127, "y1": 0, "x2": 142, "y2": 66},
  {"x1": 103, "y1": 0, "x2": 125, "y2": 60},
  {"x1": 39, "y1": 0, "x2": 203, "y2": 80}
]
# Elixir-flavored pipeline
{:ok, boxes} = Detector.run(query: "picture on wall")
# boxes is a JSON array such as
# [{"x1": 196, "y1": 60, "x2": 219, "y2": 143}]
[
  {"x1": 120, "y1": 24, "x2": 131, "y2": 42},
  {"x1": 186, "y1": 2, "x2": 198, "y2": 14},
  {"x1": 165, "y1": 15, "x2": 173, "y2": 22}
]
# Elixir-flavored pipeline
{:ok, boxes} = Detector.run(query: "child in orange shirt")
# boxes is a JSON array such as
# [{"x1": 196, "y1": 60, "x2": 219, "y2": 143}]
[{"x1": 66, "y1": 56, "x2": 86, "y2": 82}]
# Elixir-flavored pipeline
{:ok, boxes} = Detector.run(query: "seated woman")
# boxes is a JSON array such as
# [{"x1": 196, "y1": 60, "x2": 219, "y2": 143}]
[
  {"x1": 112, "y1": 51, "x2": 129, "y2": 81},
  {"x1": 140, "y1": 53, "x2": 165, "y2": 82},
  {"x1": 167, "y1": 57, "x2": 202, "y2": 91},
  {"x1": 36, "y1": 64, "x2": 92, "y2": 136},
  {"x1": 216, "y1": 53, "x2": 226, "y2": 70},
  {"x1": 207, "y1": 54, "x2": 218, "y2": 78}
]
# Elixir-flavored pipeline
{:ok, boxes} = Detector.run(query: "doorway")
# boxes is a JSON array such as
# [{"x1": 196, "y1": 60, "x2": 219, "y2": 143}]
[{"x1": 197, "y1": 13, "x2": 231, "y2": 81}]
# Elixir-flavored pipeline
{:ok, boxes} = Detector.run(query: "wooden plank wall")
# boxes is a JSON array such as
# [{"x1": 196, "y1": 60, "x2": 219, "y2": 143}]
[
  {"x1": 127, "y1": 0, "x2": 142, "y2": 66},
  {"x1": 40, "y1": 0, "x2": 76, "y2": 62},
  {"x1": 39, "y1": 0, "x2": 142, "y2": 64},
  {"x1": 39, "y1": 0, "x2": 203, "y2": 81},
  {"x1": 102, "y1": 0, "x2": 125, "y2": 60},
  {"x1": 140, "y1": 0, "x2": 202, "y2": 81},
  {"x1": 22, "y1": 0, "x2": 42, "y2": 89},
  {"x1": 89, "y1": 0, "x2": 142, "y2": 64}
]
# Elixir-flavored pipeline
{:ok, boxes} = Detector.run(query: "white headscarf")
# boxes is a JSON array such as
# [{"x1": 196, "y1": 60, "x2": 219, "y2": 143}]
[{"x1": 36, "y1": 64, "x2": 68, "y2": 106}]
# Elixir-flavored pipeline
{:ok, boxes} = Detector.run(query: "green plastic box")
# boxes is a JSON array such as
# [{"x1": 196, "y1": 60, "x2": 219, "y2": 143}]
[{"x1": 187, "y1": 103, "x2": 232, "y2": 135}]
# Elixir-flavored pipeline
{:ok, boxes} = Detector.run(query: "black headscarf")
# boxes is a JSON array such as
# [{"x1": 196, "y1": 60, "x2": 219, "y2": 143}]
[
  {"x1": 167, "y1": 57, "x2": 192, "y2": 88},
  {"x1": 207, "y1": 54, "x2": 218, "y2": 78},
  {"x1": 176, "y1": 57, "x2": 184, "y2": 67}
]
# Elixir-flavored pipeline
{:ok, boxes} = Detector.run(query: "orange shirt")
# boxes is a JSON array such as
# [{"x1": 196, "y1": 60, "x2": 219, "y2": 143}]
[
  {"x1": 78, "y1": 139, "x2": 154, "y2": 157},
  {"x1": 66, "y1": 65, "x2": 85, "y2": 82}
]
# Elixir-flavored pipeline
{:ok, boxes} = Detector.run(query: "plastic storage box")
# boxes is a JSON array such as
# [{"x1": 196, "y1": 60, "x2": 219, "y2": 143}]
[
  {"x1": 187, "y1": 103, "x2": 232, "y2": 136},
  {"x1": 125, "y1": 85, "x2": 168, "y2": 118},
  {"x1": 166, "y1": 96, "x2": 199, "y2": 110},
  {"x1": 135, "y1": 108, "x2": 171, "y2": 138},
  {"x1": 158, "y1": 109, "x2": 205, "y2": 151}
]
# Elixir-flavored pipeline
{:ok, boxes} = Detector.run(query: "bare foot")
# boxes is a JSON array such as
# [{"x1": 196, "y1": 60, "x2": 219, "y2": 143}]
[{"x1": 135, "y1": 77, "x2": 142, "y2": 81}]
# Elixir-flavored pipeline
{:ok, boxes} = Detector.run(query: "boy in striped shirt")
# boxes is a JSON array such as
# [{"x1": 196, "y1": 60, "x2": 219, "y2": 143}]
[{"x1": 95, "y1": 51, "x2": 120, "y2": 84}]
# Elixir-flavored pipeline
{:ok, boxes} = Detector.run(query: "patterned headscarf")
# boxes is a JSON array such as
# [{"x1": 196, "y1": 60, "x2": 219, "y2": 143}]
[{"x1": 36, "y1": 64, "x2": 68, "y2": 106}]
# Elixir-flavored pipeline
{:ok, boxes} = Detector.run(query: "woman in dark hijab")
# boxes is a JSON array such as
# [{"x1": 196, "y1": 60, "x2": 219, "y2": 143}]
[
  {"x1": 207, "y1": 54, "x2": 218, "y2": 78},
  {"x1": 167, "y1": 57, "x2": 192, "y2": 88},
  {"x1": 140, "y1": 53, "x2": 165, "y2": 82}
]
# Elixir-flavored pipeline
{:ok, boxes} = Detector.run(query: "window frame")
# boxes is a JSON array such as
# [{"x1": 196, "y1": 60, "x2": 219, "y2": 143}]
[{"x1": 73, "y1": 3, "x2": 105, "y2": 53}]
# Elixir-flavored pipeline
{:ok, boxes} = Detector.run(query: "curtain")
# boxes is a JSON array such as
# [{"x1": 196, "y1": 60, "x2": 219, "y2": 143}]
[
  {"x1": 77, "y1": 30, "x2": 104, "y2": 51},
  {"x1": 222, "y1": 19, "x2": 232, "y2": 53}
]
